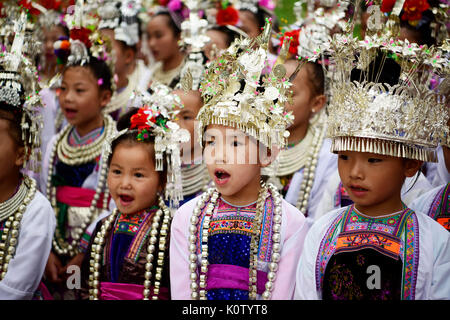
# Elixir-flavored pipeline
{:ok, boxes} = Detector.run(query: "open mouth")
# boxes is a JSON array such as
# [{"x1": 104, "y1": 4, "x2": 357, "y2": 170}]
[
  {"x1": 63, "y1": 108, "x2": 77, "y2": 119},
  {"x1": 119, "y1": 194, "x2": 134, "y2": 206},
  {"x1": 214, "y1": 169, "x2": 230, "y2": 185}
]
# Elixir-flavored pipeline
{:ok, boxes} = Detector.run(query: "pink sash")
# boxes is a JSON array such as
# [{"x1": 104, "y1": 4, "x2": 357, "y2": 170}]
[
  {"x1": 99, "y1": 282, "x2": 169, "y2": 300},
  {"x1": 35, "y1": 281, "x2": 54, "y2": 300},
  {"x1": 206, "y1": 264, "x2": 267, "y2": 294},
  {"x1": 56, "y1": 185, "x2": 108, "y2": 208}
]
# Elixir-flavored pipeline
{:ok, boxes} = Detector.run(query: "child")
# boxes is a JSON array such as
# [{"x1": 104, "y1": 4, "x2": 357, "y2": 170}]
[
  {"x1": 98, "y1": 0, "x2": 152, "y2": 120},
  {"x1": 411, "y1": 118, "x2": 450, "y2": 231},
  {"x1": 79, "y1": 92, "x2": 189, "y2": 300},
  {"x1": 203, "y1": 2, "x2": 246, "y2": 61},
  {"x1": 40, "y1": 20, "x2": 116, "y2": 299},
  {"x1": 170, "y1": 20, "x2": 308, "y2": 300},
  {"x1": 172, "y1": 89, "x2": 211, "y2": 206},
  {"x1": 0, "y1": 20, "x2": 55, "y2": 299},
  {"x1": 264, "y1": 55, "x2": 337, "y2": 220},
  {"x1": 146, "y1": 8, "x2": 186, "y2": 88},
  {"x1": 295, "y1": 31, "x2": 450, "y2": 299}
]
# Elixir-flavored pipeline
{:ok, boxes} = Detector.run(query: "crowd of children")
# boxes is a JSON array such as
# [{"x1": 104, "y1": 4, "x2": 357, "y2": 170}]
[{"x1": 0, "y1": 0, "x2": 448, "y2": 301}]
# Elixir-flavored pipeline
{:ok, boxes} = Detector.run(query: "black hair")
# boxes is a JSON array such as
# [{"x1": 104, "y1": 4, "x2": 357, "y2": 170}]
[
  {"x1": 286, "y1": 59, "x2": 325, "y2": 97},
  {"x1": 208, "y1": 25, "x2": 241, "y2": 47},
  {"x1": 153, "y1": 11, "x2": 182, "y2": 36},
  {"x1": 62, "y1": 56, "x2": 113, "y2": 92},
  {"x1": 305, "y1": 62, "x2": 325, "y2": 96},
  {"x1": 350, "y1": 51, "x2": 401, "y2": 87},
  {"x1": 0, "y1": 102, "x2": 30, "y2": 148},
  {"x1": 109, "y1": 107, "x2": 167, "y2": 188},
  {"x1": 241, "y1": 8, "x2": 267, "y2": 30}
]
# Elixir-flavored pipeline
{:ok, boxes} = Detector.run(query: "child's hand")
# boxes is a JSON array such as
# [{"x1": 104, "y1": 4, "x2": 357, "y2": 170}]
[
  {"x1": 45, "y1": 252, "x2": 64, "y2": 284},
  {"x1": 58, "y1": 252, "x2": 85, "y2": 281}
]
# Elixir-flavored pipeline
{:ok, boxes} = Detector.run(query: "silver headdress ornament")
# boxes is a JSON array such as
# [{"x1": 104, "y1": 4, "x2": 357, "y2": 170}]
[
  {"x1": 236, "y1": 0, "x2": 276, "y2": 15},
  {"x1": 52, "y1": 0, "x2": 116, "y2": 89},
  {"x1": 0, "y1": 11, "x2": 43, "y2": 173},
  {"x1": 197, "y1": 19, "x2": 294, "y2": 150},
  {"x1": 98, "y1": 0, "x2": 142, "y2": 47},
  {"x1": 325, "y1": 2, "x2": 450, "y2": 163},
  {"x1": 103, "y1": 86, "x2": 190, "y2": 208},
  {"x1": 177, "y1": 0, "x2": 210, "y2": 91}
]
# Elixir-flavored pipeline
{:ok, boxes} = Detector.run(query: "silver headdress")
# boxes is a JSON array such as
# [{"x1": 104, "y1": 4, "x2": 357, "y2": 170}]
[
  {"x1": 0, "y1": 11, "x2": 43, "y2": 172},
  {"x1": 98, "y1": 0, "x2": 142, "y2": 47},
  {"x1": 177, "y1": 0, "x2": 210, "y2": 91},
  {"x1": 236, "y1": 0, "x2": 275, "y2": 15},
  {"x1": 52, "y1": 0, "x2": 115, "y2": 90},
  {"x1": 197, "y1": 19, "x2": 294, "y2": 150},
  {"x1": 103, "y1": 85, "x2": 190, "y2": 208},
  {"x1": 325, "y1": 3, "x2": 449, "y2": 162}
]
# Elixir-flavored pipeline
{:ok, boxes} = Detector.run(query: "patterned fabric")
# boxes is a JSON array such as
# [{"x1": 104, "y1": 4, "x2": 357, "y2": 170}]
[
  {"x1": 335, "y1": 182, "x2": 354, "y2": 208},
  {"x1": 195, "y1": 196, "x2": 275, "y2": 300},
  {"x1": 316, "y1": 205, "x2": 420, "y2": 300},
  {"x1": 68, "y1": 126, "x2": 104, "y2": 147},
  {"x1": 114, "y1": 210, "x2": 148, "y2": 235},
  {"x1": 428, "y1": 183, "x2": 450, "y2": 231},
  {"x1": 401, "y1": 212, "x2": 420, "y2": 300},
  {"x1": 109, "y1": 207, "x2": 158, "y2": 282}
]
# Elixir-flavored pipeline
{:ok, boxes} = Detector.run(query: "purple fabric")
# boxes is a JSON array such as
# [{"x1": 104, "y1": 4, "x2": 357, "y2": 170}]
[
  {"x1": 206, "y1": 264, "x2": 268, "y2": 294},
  {"x1": 100, "y1": 282, "x2": 169, "y2": 300}
]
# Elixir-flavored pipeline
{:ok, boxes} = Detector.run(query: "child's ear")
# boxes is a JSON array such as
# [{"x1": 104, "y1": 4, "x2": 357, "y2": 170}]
[
  {"x1": 14, "y1": 146, "x2": 26, "y2": 168},
  {"x1": 311, "y1": 94, "x2": 326, "y2": 114},
  {"x1": 99, "y1": 89, "x2": 112, "y2": 109},
  {"x1": 403, "y1": 159, "x2": 423, "y2": 177},
  {"x1": 125, "y1": 47, "x2": 136, "y2": 65},
  {"x1": 259, "y1": 145, "x2": 280, "y2": 168}
]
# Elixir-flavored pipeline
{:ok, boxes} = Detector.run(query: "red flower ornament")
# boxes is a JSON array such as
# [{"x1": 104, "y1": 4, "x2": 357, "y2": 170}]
[
  {"x1": 217, "y1": 6, "x2": 239, "y2": 26},
  {"x1": 401, "y1": 0, "x2": 430, "y2": 22},
  {"x1": 279, "y1": 29, "x2": 300, "y2": 56},
  {"x1": 70, "y1": 27, "x2": 92, "y2": 49}
]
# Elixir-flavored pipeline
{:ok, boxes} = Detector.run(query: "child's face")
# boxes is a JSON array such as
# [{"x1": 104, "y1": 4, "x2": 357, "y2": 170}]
[
  {"x1": 100, "y1": 29, "x2": 134, "y2": 81},
  {"x1": 0, "y1": 118, "x2": 24, "y2": 181},
  {"x1": 338, "y1": 150, "x2": 422, "y2": 216},
  {"x1": 284, "y1": 62, "x2": 321, "y2": 131},
  {"x1": 43, "y1": 25, "x2": 67, "y2": 61},
  {"x1": 146, "y1": 15, "x2": 180, "y2": 62},
  {"x1": 203, "y1": 125, "x2": 268, "y2": 205},
  {"x1": 107, "y1": 142, "x2": 161, "y2": 215},
  {"x1": 59, "y1": 66, "x2": 110, "y2": 134},
  {"x1": 204, "y1": 29, "x2": 228, "y2": 61},
  {"x1": 173, "y1": 90, "x2": 203, "y2": 157}
]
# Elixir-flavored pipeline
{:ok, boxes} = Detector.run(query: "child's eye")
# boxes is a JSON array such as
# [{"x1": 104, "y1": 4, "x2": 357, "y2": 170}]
[
  {"x1": 339, "y1": 154, "x2": 349, "y2": 160},
  {"x1": 232, "y1": 141, "x2": 241, "y2": 147},
  {"x1": 368, "y1": 158, "x2": 382, "y2": 163},
  {"x1": 112, "y1": 169, "x2": 121, "y2": 175},
  {"x1": 76, "y1": 89, "x2": 85, "y2": 93},
  {"x1": 134, "y1": 172, "x2": 144, "y2": 178}
]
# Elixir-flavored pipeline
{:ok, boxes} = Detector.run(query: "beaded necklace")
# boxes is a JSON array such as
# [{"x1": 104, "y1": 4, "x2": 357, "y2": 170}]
[
  {"x1": 55, "y1": 114, "x2": 115, "y2": 166},
  {"x1": 295, "y1": 122, "x2": 326, "y2": 213},
  {"x1": 0, "y1": 175, "x2": 36, "y2": 280},
  {"x1": 47, "y1": 115, "x2": 116, "y2": 257},
  {"x1": 89, "y1": 195, "x2": 171, "y2": 300},
  {"x1": 189, "y1": 181, "x2": 283, "y2": 300}
]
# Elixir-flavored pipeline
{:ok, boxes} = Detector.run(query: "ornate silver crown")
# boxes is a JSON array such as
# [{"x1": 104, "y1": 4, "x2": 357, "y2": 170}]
[{"x1": 326, "y1": 34, "x2": 449, "y2": 162}]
